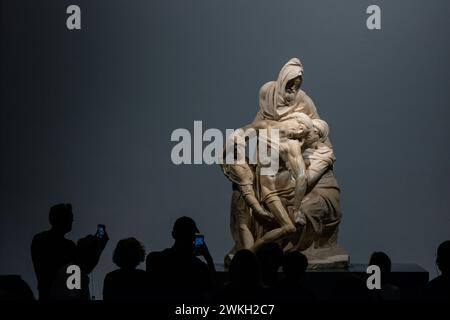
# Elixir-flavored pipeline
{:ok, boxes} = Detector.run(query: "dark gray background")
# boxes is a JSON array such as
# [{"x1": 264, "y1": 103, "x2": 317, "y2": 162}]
[{"x1": 1, "y1": 0, "x2": 449, "y2": 298}]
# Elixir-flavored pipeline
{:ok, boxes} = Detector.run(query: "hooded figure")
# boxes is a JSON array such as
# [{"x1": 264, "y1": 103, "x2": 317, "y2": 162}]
[{"x1": 255, "y1": 58, "x2": 319, "y2": 122}]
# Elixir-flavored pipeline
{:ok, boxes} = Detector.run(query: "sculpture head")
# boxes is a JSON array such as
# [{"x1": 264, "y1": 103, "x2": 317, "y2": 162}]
[
  {"x1": 283, "y1": 112, "x2": 313, "y2": 140},
  {"x1": 285, "y1": 76, "x2": 302, "y2": 102},
  {"x1": 276, "y1": 58, "x2": 304, "y2": 106},
  {"x1": 312, "y1": 119, "x2": 330, "y2": 143},
  {"x1": 300, "y1": 118, "x2": 330, "y2": 147}
]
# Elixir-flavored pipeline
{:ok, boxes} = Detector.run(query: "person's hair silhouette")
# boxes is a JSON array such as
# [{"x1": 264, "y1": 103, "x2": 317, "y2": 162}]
[
  {"x1": 228, "y1": 249, "x2": 261, "y2": 290},
  {"x1": 368, "y1": 251, "x2": 400, "y2": 300},
  {"x1": 437, "y1": 240, "x2": 450, "y2": 276},
  {"x1": 283, "y1": 251, "x2": 308, "y2": 282},
  {"x1": 113, "y1": 238, "x2": 145, "y2": 269},
  {"x1": 255, "y1": 242, "x2": 283, "y2": 287},
  {"x1": 276, "y1": 251, "x2": 316, "y2": 301},
  {"x1": 0, "y1": 275, "x2": 35, "y2": 300},
  {"x1": 424, "y1": 240, "x2": 450, "y2": 300},
  {"x1": 171, "y1": 216, "x2": 199, "y2": 249},
  {"x1": 103, "y1": 238, "x2": 149, "y2": 300},
  {"x1": 369, "y1": 251, "x2": 392, "y2": 279},
  {"x1": 218, "y1": 249, "x2": 263, "y2": 302}
]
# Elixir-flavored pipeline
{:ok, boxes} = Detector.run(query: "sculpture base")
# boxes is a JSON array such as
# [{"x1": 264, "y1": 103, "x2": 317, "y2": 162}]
[
  {"x1": 224, "y1": 244, "x2": 350, "y2": 270},
  {"x1": 302, "y1": 245, "x2": 350, "y2": 270}
]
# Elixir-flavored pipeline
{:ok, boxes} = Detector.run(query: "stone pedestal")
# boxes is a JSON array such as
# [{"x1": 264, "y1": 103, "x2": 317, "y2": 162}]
[{"x1": 302, "y1": 245, "x2": 350, "y2": 270}]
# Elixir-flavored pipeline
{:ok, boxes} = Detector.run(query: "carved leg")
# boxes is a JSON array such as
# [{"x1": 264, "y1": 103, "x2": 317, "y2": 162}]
[
  {"x1": 238, "y1": 223, "x2": 254, "y2": 249},
  {"x1": 250, "y1": 198, "x2": 296, "y2": 250}
]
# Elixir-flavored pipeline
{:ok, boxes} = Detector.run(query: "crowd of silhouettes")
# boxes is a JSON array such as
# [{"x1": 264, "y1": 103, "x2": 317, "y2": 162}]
[{"x1": 0, "y1": 203, "x2": 449, "y2": 301}]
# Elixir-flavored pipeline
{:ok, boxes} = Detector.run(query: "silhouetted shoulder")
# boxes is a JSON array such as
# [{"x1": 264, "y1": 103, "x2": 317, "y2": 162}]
[
  {"x1": 104, "y1": 268, "x2": 148, "y2": 285},
  {"x1": 33, "y1": 230, "x2": 48, "y2": 240},
  {"x1": 32, "y1": 230, "x2": 51, "y2": 244},
  {"x1": 159, "y1": 248, "x2": 173, "y2": 257},
  {"x1": 158, "y1": 248, "x2": 208, "y2": 269},
  {"x1": 32, "y1": 230, "x2": 75, "y2": 248},
  {"x1": 103, "y1": 269, "x2": 150, "y2": 300},
  {"x1": 424, "y1": 275, "x2": 450, "y2": 300},
  {"x1": 106, "y1": 268, "x2": 147, "y2": 277}
]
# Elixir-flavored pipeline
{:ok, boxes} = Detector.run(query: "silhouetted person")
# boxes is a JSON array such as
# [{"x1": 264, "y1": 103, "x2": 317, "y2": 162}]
[
  {"x1": 424, "y1": 240, "x2": 450, "y2": 300},
  {"x1": 146, "y1": 216, "x2": 215, "y2": 300},
  {"x1": 31, "y1": 204, "x2": 76, "y2": 300},
  {"x1": 219, "y1": 249, "x2": 263, "y2": 301},
  {"x1": 31, "y1": 203, "x2": 108, "y2": 300},
  {"x1": 276, "y1": 251, "x2": 316, "y2": 301},
  {"x1": 255, "y1": 242, "x2": 283, "y2": 288},
  {"x1": 49, "y1": 235, "x2": 108, "y2": 300},
  {"x1": 103, "y1": 238, "x2": 150, "y2": 300},
  {"x1": 368, "y1": 251, "x2": 400, "y2": 300},
  {"x1": 0, "y1": 275, "x2": 34, "y2": 300}
]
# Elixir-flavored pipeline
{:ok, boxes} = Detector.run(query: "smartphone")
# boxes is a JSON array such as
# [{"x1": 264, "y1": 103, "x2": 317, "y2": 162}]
[
  {"x1": 194, "y1": 234, "x2": 204, "y2": 255},
  {"x1": 96, "y1": 224, "x2": 106, "y2": 239}
]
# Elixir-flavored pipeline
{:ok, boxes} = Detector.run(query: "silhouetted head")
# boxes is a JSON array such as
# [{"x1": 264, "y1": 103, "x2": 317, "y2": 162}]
[
  {"x1": 436, "y1": 240, "x2": 450, "y2": 275},
  {"x1": 0, "y1": 275, "x2": 35, "y2": 300},
  {"x1": 49, "y1": 203, "x2": 73, "y2": 234},
  {"x1": 369, "y1": 251, "x2": 392, "y2": 276},
  {"x1": 255, "y1": 242, "x2": 283, "y2": 286},
  {"x1": 229, "y1": 249, "x2": 261, "y2": 289},
  {"x1": 113, "y1": 238, "x2": 145, "y2": 270},
  {"x1": 171, "y1": 216, "x2": 199, "y2": 249},
  {"x1": 283, "y1": 251, "x2": 308, "y2": 281}
]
